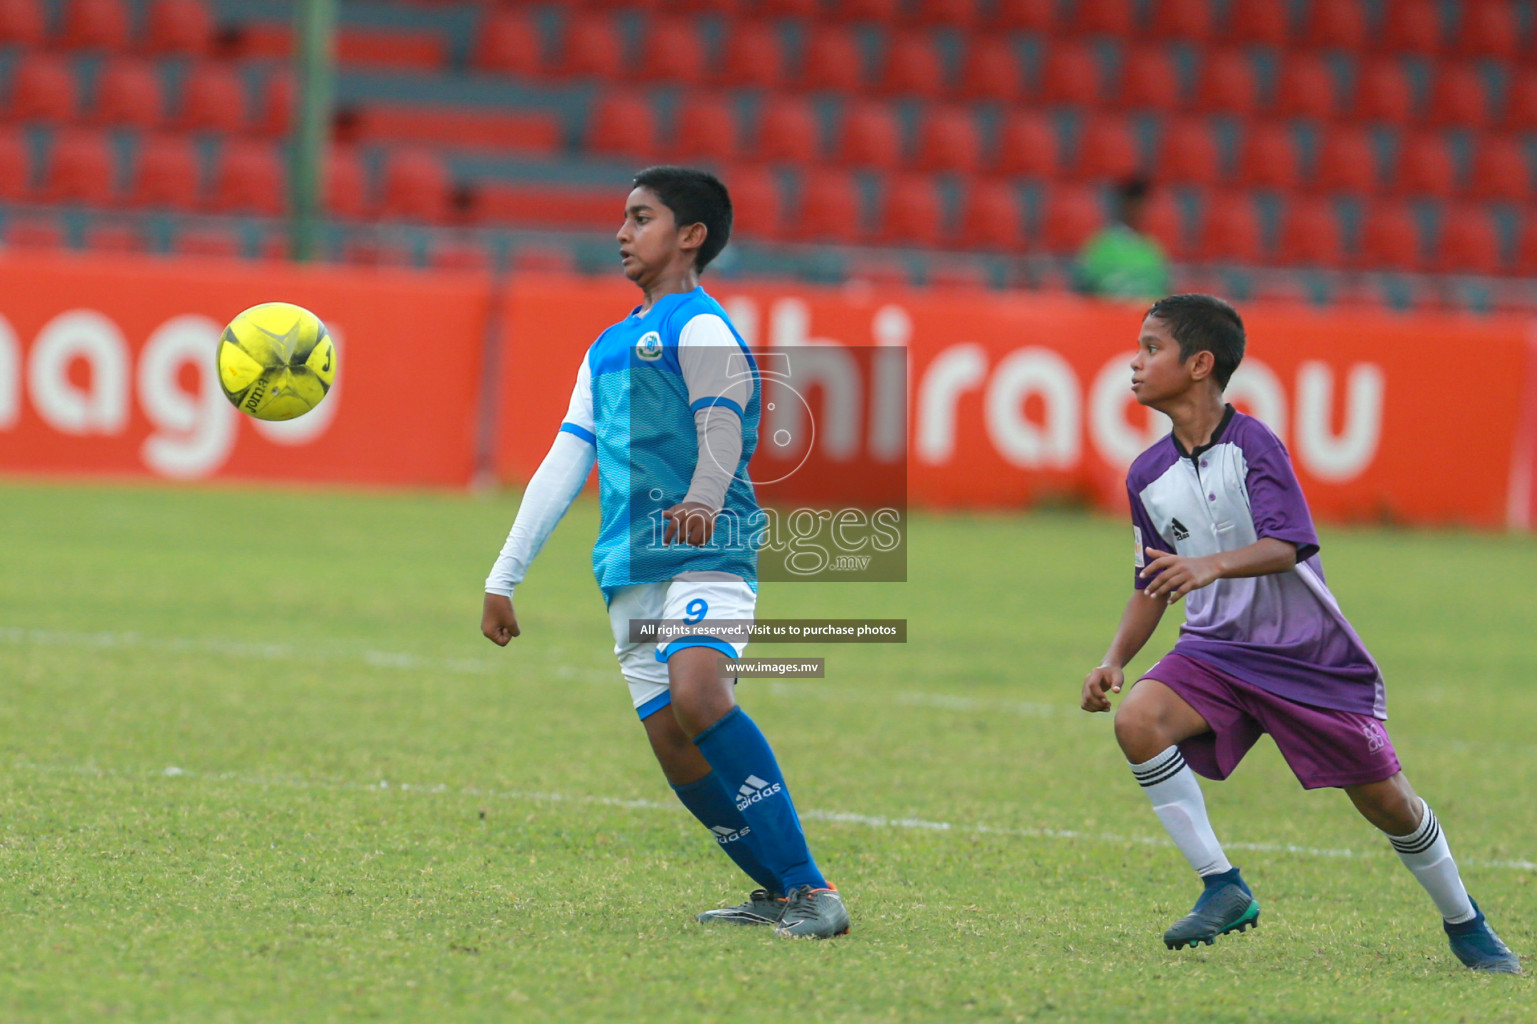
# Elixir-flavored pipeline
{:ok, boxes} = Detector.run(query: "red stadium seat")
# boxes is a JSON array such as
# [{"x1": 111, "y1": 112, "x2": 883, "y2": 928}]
[
  {"x1": 878, "y1": 30, "x2": 946, "y2": 97},
  {"x1": 248, "y1": 70, "x2": 291, "y2": 138},
  {"x1": 1352, "y1": 58, "x2": 1415, "y2": 124},
  {"x1": 1393, "y1": 132, "x2": 1459, "y2": 198},
  {"x1": 129, "y1": 133, "x2": 199, "y2": 207},
  {"x1": 671, "y1": 93, "x2": 740, "y2": 162},
  {"x1": 1300, "y1": 0, "x2": 1368, "y2": 51},
  {"x1": 553, "y1": 13, "x2": 625, "y2": 79},
  {"x1": 994, "y1": 110, "x2": 1062, "y2": 177},
  {"x1": 0, "y1": 0, "x2": 44, "y2": 46},
  {"x1": 955, "y1": 178, "x2": 1024, "y2": 249},
  {"x1": 377, "y1": 148, "x2": 451, "y2": 223},
  {"x1": 913, "y1": 0, "x2": 980, "y2": 30},
  {"x1": 1278, "y1": 197, "x2": 1345, "y2": 267},
  {"x1": 1223, "y1": 0, "x2": 1291, "y2": 46},
  {"x1": 1376, "y1": 0, "x2": 1442, "y2": 55},
  {"x1": 723, "y1": 163, "x2": 783, "y2": 239},
  {"x1": 5, "y1": 210, "x2": 66, "y2": 249},
  {"x1": 1359, "y1": 200, "x2": 1421, "y2": 270},
  {"x1": 208, "y1": 140, "x2": 284, "y2": 215},
  {"x1": 178, "y1": 62, "x2": 248, "y2": 133},
  {"x1": 142, "y1": 0, "x2": 212, "y2": 56},
  {"x1": 1467, "y1": 136, "x2": 1532, "y2": 201},
  {"x1": 1237, "y1": 122, "x2": 1302, "y2": 191},
  {"x1": 1040, "y1": 183, "x2": 1102, "y2": 252},
  {"x1": 1272, "y1": 52, "x2": 1336, "y2": 120},
  {"x1": 1150, "y1": 0, "x2": 1215, "y2": 41},
  {"x1": 1157, "y1": 117, "x2": 1223, "y2": 187},
  {"x1": 713, "y1": 20, "x2": 789, "y2": 90},
  {"x1": 0, "y1": 127, "x2": 28, "y2": 199},
  {"x1": 60, "y1": 0, "x2": 130, "y2": 50},
  {"x1": 835, "y1": 100, "x2": 902, "y2": 168},
  {"x1": 1039, "y1": 41, "x2": 1102, "y2": 107},
  {"x1": 7, "y1": 54, "x2": 79, "y2": 122},
  {"x1": 1425, "y1": 63, "x2": 1491, "y2": 128},
  {"x1": 1116, "y1": 44, "x2": 1182, "y2": 110},
  {"x1": 873, "y1": 173, "x2": 944, "y2": 246},
  {"x1": 792, "y1": 168, "x2": 861, "y2": 242},
  {"x1": 173, "y1": 224, "x2": 242, "y2": 259},
  {"x1": 323, "y1": 145, "x2": 368, "y2": 220},
  {"x1": 988, "y1": 0, "x2": 1058, "y2": 32},
  {"x1": 474, "y1": 9, "x2": 541, "y2": 76},
  {"x1": 428, "y1": 237, "x2": 492, "y2": 274},
  {"x1": 1437, "y1": 204, "x2": 1504, "y2": 274},
  {"x1": 912, "y1": 105, "x2": 981, "y2": 174},
  {"x1": 90, "y1": 58, "x2": 164, "y2": 128},
  {"x1": 341, "y1": 104, "x2": 561, "y2": 155},
  {"x1": 636, "y1": 16, "x2": 707, "y2": 85},
  {"x1": 955, "y1": 36, "x2": 1023, "y2": 102},
  {"x1": 84, "y1": 220, "x2": 146, "y2": 253},
  {"x1": 801, "y1": 26, "x2": 865, "y2": 93},
  {"x1": 1454, "y1": 1, "x2": 1522, "y2": 61},
  {"x1": 1140, "y1": 187, "x2": 1185, "y2": 258},
  {"x1": 1196, "y1": 190, "x2": 1263, "y2": 263},
  {"x1": 1516, "y1": 220, "x2": 1537, "y2": 276},
  {"x1": 1504, "y1": 72, "x2": 1537, "y2": 132},
  {"x1": 43, "y1": 129, "x2": 117, "y2": 203},
  {"x1": 756, "y1": 95, "x2": 820, "y2": 163},
  {"x1": 1075, "y1": 114, "x2": 1141, "y2": 181},
  {"x1": 1312, "y1": 126, "x2": 1378, "y2": 194},
  {"x1": 584, "y1": 91, "x2": 659, "y2": 161},
  {"x1": 1068, "y1": 0, "x2": 1136, "y2": 36},
  {"x1": 833, "y1": 0, "x2": 902, "y2": 22},
  {"x1": 1193, "y1": 48, "x2": 1260, "y2": 115}
]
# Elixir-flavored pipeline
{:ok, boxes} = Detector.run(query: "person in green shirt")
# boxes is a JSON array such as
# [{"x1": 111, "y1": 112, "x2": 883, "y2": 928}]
[{"x1": 1075, "y1": 177, "x2": 1171, "y2": 300}]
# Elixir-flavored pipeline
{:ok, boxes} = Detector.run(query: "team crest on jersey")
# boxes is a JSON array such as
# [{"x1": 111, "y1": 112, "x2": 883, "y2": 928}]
[{"x1": 636, "y1": 331, "x2": 663, "y2": 361}]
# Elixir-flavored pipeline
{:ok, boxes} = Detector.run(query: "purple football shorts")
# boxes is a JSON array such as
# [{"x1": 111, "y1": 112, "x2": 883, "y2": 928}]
[{"x1": 1140, "y1": 653, "x2": 1400, "y2": 790}]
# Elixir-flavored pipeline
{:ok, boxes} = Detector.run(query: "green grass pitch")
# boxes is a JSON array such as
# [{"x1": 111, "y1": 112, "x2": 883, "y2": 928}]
[{"x1": 1, "y1": 480, "x2": 1533, "y2": 1023}]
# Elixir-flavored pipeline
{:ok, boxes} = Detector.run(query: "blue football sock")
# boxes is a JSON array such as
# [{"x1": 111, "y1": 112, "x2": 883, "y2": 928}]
[
  {"x1": 672, "y1": 770, "x2": 781, "y2": 894},
  {"x1": 693, "y1": 706, "x2": 828, "y2": 892}
]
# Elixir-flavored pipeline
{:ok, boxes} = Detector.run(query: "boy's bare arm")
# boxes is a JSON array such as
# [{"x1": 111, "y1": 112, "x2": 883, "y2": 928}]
[
  {"x1": 1082, "y1": 591, "x2": 1167, "y2": 712},
  {"x1": 1141, "y1": 537, "x2": 1298, "y2": 603}
]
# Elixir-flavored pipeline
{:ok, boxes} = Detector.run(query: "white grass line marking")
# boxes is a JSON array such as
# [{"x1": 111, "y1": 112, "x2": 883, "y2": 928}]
[
  {"x1": 15, "y1": 760, "x2": 1536, "y2": 874},
  {"x1": 0, "y1": 625, "x2": 1063, "y2": 719}
]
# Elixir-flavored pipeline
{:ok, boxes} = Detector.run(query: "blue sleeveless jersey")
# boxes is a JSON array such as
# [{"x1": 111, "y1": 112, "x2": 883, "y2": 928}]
[{"x1": 579, "y1": 288, "x2": 761, "y2": 601}]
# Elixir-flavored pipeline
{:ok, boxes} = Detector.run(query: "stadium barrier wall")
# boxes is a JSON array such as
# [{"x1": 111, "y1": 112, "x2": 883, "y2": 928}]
[
  {"x1": 0, "y1": 253, "x2": 491, "y2": 487},
  {"x1": 493, "y1": 275, "x2": 1536, "y2": 530},
  {"x1": 3, "y1": 256, "x2": 1534, "y2": 529}
]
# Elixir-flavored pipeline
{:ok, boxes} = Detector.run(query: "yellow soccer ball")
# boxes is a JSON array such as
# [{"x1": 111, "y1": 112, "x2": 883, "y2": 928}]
[{"x1": 216, "y1": 302, "x2": 337, "y2": 421}]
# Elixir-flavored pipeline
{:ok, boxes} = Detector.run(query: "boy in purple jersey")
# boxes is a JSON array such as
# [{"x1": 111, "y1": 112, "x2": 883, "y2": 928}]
[{"x1": 1080, "y1": 294, "x2": 1520, "y2": 972}]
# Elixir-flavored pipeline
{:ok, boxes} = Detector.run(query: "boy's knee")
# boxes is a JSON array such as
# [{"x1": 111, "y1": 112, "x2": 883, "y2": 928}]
[{"x1": 1113, "y1": 702, "x2": 1154, "y2": 751}]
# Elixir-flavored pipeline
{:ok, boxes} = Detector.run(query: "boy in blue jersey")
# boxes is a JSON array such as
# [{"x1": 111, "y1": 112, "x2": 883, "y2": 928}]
[
  {"x1": 482, "y1": 167, "x2": 849, "y2": 939},
  {"x1": 1081, "y1": 294, "x2": 1518, "y2": 972}
]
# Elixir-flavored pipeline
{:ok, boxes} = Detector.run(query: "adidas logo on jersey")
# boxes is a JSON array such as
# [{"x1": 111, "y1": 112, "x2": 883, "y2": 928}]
[
  {"x1": 710, "y1": 824, "x2": 751, "y2": 844},
  {"x1": 1170, "y1": 517, "x2": 1190, "y2": 541},
  {"x1": 736, "y1": 774, "x2": 783, "y2": 811}
]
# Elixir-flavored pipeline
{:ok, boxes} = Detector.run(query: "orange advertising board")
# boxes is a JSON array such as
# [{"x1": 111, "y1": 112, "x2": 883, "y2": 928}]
[
  {"x1": 491, "y1": 276, "x2": 1536, "y2": 529},
  {"x1": 0, "y1": 252, "x2": 492, "y2": 487}
]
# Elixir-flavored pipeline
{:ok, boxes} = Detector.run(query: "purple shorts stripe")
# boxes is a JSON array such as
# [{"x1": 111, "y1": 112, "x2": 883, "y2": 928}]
[{"x1": 1141, "y1": 653, "x2": 1401, "y2": 791}]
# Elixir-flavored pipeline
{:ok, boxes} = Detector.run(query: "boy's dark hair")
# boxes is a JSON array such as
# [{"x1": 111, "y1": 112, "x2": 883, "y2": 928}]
[
  {"x1": 1146, "y1": 293, "x2": 1245, "y2": 389},
  {"x1": 632, "y1": 166, "x2": 732, "y2": 272}
]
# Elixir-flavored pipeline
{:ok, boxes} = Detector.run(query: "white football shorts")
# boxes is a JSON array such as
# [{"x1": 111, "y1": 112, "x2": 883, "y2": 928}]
[{"x1": 606, "y1": 574, "x2": 757, "y2": 719}]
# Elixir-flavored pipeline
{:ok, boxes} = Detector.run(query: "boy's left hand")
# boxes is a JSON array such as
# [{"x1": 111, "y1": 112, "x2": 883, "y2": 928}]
[
  {"x1": 662, "y1": 502, "x2": 716, "y2": 546},
  {"x1": 1141, "y1": 547, "x2": 1221, "y2": 603}
]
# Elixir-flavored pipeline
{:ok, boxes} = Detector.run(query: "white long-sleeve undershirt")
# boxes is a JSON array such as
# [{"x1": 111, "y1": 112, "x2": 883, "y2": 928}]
[{"x1": 484, "y1": 429, "x2": 595, "y2": 597}]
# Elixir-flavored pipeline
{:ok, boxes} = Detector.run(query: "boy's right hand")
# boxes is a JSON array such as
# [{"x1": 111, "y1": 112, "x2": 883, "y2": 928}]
[
  {"x1": 481, "y1": 592, "x2": 520, "y2": 646},
  {"x1": 1081, "y1": 665, "x2": 1124, "y2": 713}
]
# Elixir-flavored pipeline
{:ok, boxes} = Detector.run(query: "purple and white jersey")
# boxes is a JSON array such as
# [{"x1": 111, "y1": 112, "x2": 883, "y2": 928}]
[{"x1": 1127, "y1": 406, "x2": 1386, "y2": 719}]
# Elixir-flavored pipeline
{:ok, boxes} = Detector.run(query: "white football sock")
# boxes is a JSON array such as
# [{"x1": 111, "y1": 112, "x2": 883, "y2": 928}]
[
  {"x1": 1130, "y1": 745, "x2": 1233, "y2": 878},
  {"x1": 1388, "y1": 800, "x2": 1475, "y2": 924}
]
